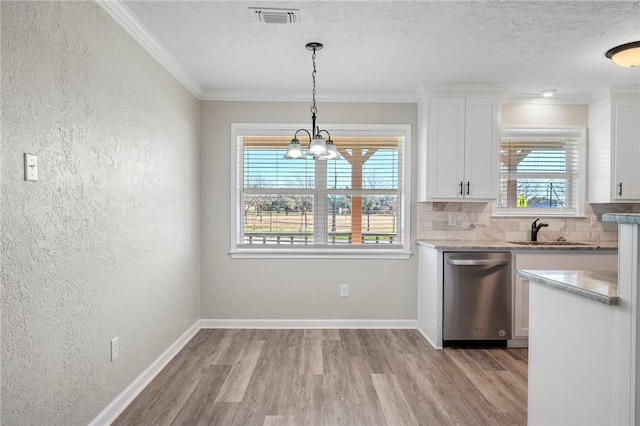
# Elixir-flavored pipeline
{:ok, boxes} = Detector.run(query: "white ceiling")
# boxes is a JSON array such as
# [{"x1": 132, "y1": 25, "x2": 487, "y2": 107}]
[{"x1": 113, "y1": 1, "x2": 640, "y2": 102}]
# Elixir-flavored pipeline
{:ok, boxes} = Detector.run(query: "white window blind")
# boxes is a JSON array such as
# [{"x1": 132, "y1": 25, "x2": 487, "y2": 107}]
[
  {"x1": 497, "y1": 128, "x2": 585, "y2": 216},
  {"x1": 232, "y1": 125, "x2": 411, "y2": 256}
]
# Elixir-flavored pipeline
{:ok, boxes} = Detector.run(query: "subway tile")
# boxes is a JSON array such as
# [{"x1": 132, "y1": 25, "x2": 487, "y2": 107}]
[
  {"x1": 417, "y1": 205, "x2": 619, "y2": 242},
  {"x1": 504, "y1": 231, "x2": 527, "y2": 241},
  {"x1": 417, "y1": 202, "x2": 434, "y2": 213},
  {"x1": 432, "y1": 221, "x2": 453, "y2": 231},
  {"x1": 443, "y1": 203, "x2": 463, "y2": 212},
  {"x1": 432, "y1": 203, "x2": 447, "y2": 211}
]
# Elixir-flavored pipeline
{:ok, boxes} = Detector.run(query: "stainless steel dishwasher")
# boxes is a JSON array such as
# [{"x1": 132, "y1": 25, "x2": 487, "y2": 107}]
[{"x1": 443, "y1": 252, "x2": 511, "y2": 344}]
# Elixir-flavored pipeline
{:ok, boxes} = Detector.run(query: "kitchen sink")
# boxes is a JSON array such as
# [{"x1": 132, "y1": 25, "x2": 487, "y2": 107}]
[{"x1": 507, "y1": 241, "x2": 591, "y2": 246}]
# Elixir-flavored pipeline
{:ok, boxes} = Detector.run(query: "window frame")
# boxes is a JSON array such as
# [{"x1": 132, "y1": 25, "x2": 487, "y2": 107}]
[
  {"x1": 493, "y1": 126, "x2": 586, "y2": 218},
  {"x1": 229, "y1": 123, "x2": 412, "y2": 259}
]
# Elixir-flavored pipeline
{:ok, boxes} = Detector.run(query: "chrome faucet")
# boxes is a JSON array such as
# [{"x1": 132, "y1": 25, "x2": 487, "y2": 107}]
[{"x1": 531, "y1": 218, "x2": 549, "y2": 242}]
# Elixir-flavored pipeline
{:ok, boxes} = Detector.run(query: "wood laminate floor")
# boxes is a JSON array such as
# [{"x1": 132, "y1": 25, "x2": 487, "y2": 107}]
[{"x1": 114, "y1": 329, "x2": 527, "y2": 426}]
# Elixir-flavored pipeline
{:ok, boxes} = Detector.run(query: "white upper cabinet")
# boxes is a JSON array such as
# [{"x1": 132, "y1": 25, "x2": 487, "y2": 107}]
[
  {"x1": 418, "y1": 87, "x2": 502, "y2": 202},
  {"x1": 588, "y1": 86, "x2": 640, "y2": 202},
  {"x1": 428, "y1": 97, "x2": 466, "y2": 199},
  {"x1": 613, "y1": 99, "x2": 640, "y2": 200},
  {"x1": 464, "y1": 98, "x2": 501, "y2": 200}
]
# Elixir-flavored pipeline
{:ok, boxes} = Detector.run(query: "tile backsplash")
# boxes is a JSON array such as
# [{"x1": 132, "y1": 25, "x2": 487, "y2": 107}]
[{"x1": 417, "y1": 202, "x2": 640, "y2": 242}]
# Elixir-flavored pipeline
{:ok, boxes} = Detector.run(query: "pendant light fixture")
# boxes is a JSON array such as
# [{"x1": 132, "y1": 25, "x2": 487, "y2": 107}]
[
  {"x1": 605, "y1": 41, "x2": 640, "y2": 68},
  {"x1": 284, "y1": 42, "x2": 340, "y2": 160}
]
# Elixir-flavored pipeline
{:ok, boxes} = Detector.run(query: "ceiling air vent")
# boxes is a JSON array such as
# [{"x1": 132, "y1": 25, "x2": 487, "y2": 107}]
[{"x1": 250, "y1": 7, "x2": 299, "y2": 24}]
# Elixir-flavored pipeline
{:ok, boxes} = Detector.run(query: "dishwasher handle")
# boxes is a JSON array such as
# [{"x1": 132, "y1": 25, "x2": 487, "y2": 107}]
[{"x1": 446, "y1": 258, "x2": 510, "y2": 266}]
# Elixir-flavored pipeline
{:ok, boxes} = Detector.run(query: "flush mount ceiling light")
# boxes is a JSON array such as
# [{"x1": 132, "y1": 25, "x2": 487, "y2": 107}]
[
  {"x1": 605, "y1": 41, "x2": 640, "y2": 67},
  {"x1": 284, "y1": 42, "x2": 340, "y2": 160},
  {"x1": 540, "y1": 89, "x2": 557, "y2": 98}
]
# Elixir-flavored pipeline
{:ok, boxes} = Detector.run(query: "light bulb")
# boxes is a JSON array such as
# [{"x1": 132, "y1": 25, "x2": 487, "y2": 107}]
[
  {"x1": 307, "y1": 135, "x2": 328, "y2": 157},
  {"x1": 284, "y1": 139, "x2": 305, "y2": 159},
  {"x1": 324, "y1": 141, "x2": 340, "y2": 159}
]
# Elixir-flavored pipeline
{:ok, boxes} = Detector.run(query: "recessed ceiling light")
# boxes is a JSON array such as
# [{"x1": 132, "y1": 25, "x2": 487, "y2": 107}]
[
  {"x1": 606, "y1": 41, "x2": 640, "y2": 68},
  {"x1": 540, "y1": 89, "x2": 557, "y2": 98}
]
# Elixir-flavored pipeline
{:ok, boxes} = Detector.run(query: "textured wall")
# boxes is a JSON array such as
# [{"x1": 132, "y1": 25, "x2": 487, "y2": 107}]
[
  {"x1": 1, "y1": 2, "x2": 200, "y2": 424},
  {"x1": 200, "y1": 101, "x2": 418, "y2": 320}
]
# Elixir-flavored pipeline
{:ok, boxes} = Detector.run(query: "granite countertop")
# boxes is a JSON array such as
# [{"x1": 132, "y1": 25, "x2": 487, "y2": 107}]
[
  {"x1": 416, "y1": 240, "x2": 618, "y2": 250},
  {"x1": 518, "y1": 270, "x2": 619, "y2": 305},
  {"x1": 602, "y1": 213, "x2": 640, "y2": 225}
]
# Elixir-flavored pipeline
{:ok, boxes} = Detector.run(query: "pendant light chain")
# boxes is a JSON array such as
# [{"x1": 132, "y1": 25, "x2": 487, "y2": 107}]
[
  {"x1": 311, "y1": 47, "x2": 317, "y2": 115},
  {"x1": 284, "y1": 42, "x2": 340, "y2": 160}
]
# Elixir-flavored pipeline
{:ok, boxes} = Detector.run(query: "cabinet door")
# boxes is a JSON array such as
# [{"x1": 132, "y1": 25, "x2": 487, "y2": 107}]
[
  {"x1": 513, "y1": 273, "x2": 530, "y2": 339},
  {"x1": 513, "y1": 252, "x2": 617, "y2": 339},
  {"x1": 417, "y1": 245, "x2": 443, "y2": 349},
  {"x1": 613, "y1": 99, "x2": 640, "y2": 201},
  {"x1": 464, "y1": 98, "x2": 500, "y2": 200},
  {"x1": 428, "y1": 97, "x2": 466, "y2": 199}
]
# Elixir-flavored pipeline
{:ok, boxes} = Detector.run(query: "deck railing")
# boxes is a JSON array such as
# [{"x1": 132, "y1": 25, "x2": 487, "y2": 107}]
[{"x1": 243, "y1": 232, "x2": 397, "y2": 245}]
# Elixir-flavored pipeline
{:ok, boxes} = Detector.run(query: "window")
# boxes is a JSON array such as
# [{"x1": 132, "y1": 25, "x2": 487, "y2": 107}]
[
  {"x1": 231, "y1": 123, "x2": 411, "y2": 258},
  {"x1": 495, "y1": 127, "x2": 585, "y2": 217}
]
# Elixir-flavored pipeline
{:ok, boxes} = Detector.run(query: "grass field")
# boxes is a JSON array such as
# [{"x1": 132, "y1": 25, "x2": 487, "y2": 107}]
[{"x1": 244, "y1": 211, "x2": 397, "y2": 234}]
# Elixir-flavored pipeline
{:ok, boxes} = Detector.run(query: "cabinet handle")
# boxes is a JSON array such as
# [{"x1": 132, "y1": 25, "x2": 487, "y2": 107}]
[
  {"x1": 618, "y1": 182, "x2": 623, "y2": 196},
  {"x1": 459, "y1": 181, "x2": 463, "y2": 196},
  {"x1": 447, "y1": 259, "x2": 510, "y2": 266},
  {"x1": 466, "y1": 182, "x2": 470, "y2": 195}
]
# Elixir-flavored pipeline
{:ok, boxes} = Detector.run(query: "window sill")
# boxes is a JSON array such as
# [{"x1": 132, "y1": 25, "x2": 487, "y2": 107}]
[{"x1": 229, "y1": 248, "x2": 412, "y2": 260}]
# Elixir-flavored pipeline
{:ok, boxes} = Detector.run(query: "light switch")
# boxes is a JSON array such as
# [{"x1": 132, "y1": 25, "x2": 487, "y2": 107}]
[{"x1": 24, "y1": 153, "x2": 37, "y2": 181}]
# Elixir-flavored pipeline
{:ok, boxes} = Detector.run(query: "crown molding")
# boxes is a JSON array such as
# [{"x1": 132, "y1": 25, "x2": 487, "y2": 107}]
[
  {"x1": 421, "y1": 83, "x2": 509, "y2": 97},
  {"x1": 200, "y1": 89, "x2": 418, "y2": 103},
  {"x1": 421, "y1": 84, "x2": 593, "y2": 105},
  {"x1": 96, "y1": 0, "x2": 204, "y2": 99},
  {"x1": 609, "y1": 85, "x2": 640, "y2": 95},
  {"x1": 502, "y1": 94, "x2": 589, "y2": 105},
  {"x1": 588, "y1": 85, "x2": 640, "y2": 102}
]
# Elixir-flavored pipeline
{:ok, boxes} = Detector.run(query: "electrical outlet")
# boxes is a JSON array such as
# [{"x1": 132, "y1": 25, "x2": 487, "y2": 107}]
[
  {"x1": 340, "y1": 284, "x2": 348, "y2": 297},
  {"x1": 111, "y1": 337, "x2": 119, "y2": 361},
  {"x1": 24, "y1": 153, "x2": 38, "y2": 181},
  {"x1": 591, "y1": 215, "x2": 598, "y2": 227}
]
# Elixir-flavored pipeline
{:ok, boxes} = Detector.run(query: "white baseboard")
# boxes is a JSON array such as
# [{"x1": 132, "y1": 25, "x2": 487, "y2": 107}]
[
  {"x1": 416, "y1": 327, "x2": 442, "y2": 350},
  {"x1": 89, "y1": 320, "x2": 201, "y2": 426},
  {"x1": 201, "y1": 318, "x2": 419, "y2": 329},
  {"x1": 507, "y1": 338, "x2": 529, "y2": 348}
]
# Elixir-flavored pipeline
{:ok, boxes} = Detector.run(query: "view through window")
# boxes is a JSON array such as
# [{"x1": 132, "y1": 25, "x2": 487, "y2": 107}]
[
  {"x1": 233, "y1": 126, "x2": 410, "y2": 254},
  {"x1": 497, "y1": 127, "x2": 584, "y2": 216}
]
